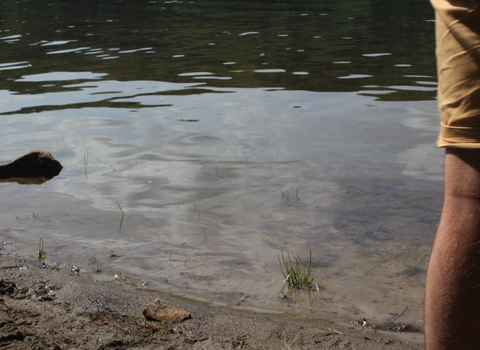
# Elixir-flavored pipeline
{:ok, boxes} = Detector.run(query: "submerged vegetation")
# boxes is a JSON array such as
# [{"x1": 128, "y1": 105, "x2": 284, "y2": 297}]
[{"x1": 278, "y1": 249, "x2": 318, "y2": 291}]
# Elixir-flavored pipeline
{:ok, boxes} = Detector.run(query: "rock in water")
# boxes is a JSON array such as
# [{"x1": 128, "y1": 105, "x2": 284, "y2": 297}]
[
  {"x1": 0, "y1": 150, "x2": 63, "y2": 180},
  {"x1": 143, "y1": 298, "x2": 191, "y2": 323}
]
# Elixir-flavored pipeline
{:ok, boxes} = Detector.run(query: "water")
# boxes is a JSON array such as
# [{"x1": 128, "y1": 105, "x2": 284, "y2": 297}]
[{"x1": 0, "y1": 0, "x2": 441, "y2": 326}]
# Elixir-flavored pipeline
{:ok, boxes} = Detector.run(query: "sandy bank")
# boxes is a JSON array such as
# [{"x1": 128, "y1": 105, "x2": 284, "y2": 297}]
[{"x1": 0, "y1": 254, "x2": 423, "y2": 349}]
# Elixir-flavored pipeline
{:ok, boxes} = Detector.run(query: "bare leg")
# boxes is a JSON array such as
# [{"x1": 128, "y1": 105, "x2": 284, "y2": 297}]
[{"x1": 425, "y1": 148, "x2": 480, "y2": 349}]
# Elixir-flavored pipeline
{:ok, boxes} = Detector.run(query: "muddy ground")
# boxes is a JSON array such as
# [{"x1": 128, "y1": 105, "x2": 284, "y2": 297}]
[{"x1": 0, "y1": 255, "x2": 424, "y2": 350}]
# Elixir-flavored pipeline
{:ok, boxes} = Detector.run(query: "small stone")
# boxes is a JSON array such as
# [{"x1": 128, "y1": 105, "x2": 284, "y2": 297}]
[{"x1": 143, "y1": 298, "x2": 191, "y2": 323}]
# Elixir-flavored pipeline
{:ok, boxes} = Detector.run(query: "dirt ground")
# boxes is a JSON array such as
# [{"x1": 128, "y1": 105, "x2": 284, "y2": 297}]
[{"x1": 0, "y1": 255, "x2": 424, "y2": 350}]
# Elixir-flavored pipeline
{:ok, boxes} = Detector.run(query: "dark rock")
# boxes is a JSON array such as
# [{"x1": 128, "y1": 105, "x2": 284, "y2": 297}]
[{"x1": 0, "y1": 150, "x2": 62, "y2": 184}]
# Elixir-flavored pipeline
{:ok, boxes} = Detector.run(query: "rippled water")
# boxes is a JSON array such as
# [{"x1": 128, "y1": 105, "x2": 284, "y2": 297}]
[{"x1": 0, "y1": 0, "x2": 440, "y2": 326}]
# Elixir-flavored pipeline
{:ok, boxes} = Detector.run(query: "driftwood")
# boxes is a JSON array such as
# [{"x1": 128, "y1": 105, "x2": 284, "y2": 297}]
[{"x1": 0, "y1": 150, "x2": 63, "y2": 184}]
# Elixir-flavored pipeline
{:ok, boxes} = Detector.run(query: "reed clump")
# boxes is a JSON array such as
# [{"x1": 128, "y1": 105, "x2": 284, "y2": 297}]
[{"x1": 278, "y1": 249, "x2": 318, "y2": 291}]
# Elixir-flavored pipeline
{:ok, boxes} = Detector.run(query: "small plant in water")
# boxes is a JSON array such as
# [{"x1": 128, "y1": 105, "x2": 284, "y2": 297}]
[
  {"x1": 38, "y1": 238, "x2": 46, "y2": 260},
  {"x1": 85, "y1": 252, "x2": 97, "y2": 262},
  {"x1": 116, "y1": 201, "x2": 125, "y2": 233},
  {"x1": 278, "y1": 249, "x2": 318, "y2": 291},
  {"x1": 83, "y1": 146, "x2": 90, "y2": 177},
  {"x1": 114, "y1": 272, "x2": 127, "y2": 282}
]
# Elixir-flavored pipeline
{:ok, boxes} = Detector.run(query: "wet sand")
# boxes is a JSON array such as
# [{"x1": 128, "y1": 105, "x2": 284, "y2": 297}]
[{"x1": 0, "y1": 254, "x2": 424, "y2": 349}]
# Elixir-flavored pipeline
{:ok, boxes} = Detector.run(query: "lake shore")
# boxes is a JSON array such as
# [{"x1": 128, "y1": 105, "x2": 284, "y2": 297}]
[{"x1": 0, "y1": 254, "x2": 424, "y2": 350}]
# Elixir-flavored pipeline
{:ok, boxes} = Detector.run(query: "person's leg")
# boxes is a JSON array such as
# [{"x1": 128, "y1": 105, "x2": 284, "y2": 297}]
[{"x1": 425, "y1": 148, "x2": 480, "y2": 349}]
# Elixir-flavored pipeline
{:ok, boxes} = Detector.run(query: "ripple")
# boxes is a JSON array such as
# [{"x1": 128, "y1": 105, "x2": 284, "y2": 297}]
[
  {"x1": 29, "y1": 40, "x2": 48, "y2": 46},
  {"x1": 358, "y1": 90, "x2": 394, "y2": 95},
  {"x1": 254, "y1": 69, "x2": 286, "y2": 73},
  {"x1": 333, "y1": 61, "x2": 351, "y2": 64},
  {"x1": 0, "y1": 34, "x2": 22, "y2": 40},
  {"x1": 387, "y1": 85, "x2": 437, "y2": 91},
  {"x1": 192, "y1": 76, "x2": 232, "y2": 80},
  {"x1": 178, "y1": 72, "x2": 214, "y2": 77},
  {"x1": 0, "y1": 62, "x2": 31, "y2": 71},
  {"x1": 119, "y1": 47, "x2": 153, "y2": 54},
  {"x1": 0, "y1": 61, "x2": 29, "y2": 68},
  {"x1": 292, "y1": 71, "x2": 309, "y2": 75},
  {"x1": 16, "y1": 71, "x2": 108, "y2": 82},
  {"x1": 239, "y1": 32, "x2": 259, "y2": 36},
  {"x1": 362, "y1": 53, "x2": 391, "y2": 57},
  {"x1": 395, "y1": 64, "x2": 412, "y2": 67},
  {"x1": 337, "y1": 74, "x2": 373, "y2": 79},
  {"x1": 41, "y1": 41, "x2": 75, "y2": 46},
  {"x1": 46, "y1": 47, "x2": 90, "y2": 54},
  {"x1": 404, "y1": 75, "x2": 434, "y2": 78},
  {"x1": 416, "y1": 81, "x2": 438, "y2": 86}
]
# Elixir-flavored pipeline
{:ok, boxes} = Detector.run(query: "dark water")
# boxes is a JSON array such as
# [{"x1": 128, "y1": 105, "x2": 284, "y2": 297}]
[
  {"x1": 0, "y1": 0, "x2": 436, "y2": 99},
  {"x1": 0, "y1": 0, "x2": 440, "y2": 329}
]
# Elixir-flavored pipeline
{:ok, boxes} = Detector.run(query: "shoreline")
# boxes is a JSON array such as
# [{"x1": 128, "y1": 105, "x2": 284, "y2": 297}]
[{"x1": 0, "y1": 254, "x2": 424, "y2": 349}]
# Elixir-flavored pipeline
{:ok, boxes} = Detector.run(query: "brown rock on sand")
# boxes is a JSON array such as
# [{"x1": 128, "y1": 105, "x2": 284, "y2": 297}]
[{"x1": 143, "y1": 298, "x2": 191, "y2": 323}]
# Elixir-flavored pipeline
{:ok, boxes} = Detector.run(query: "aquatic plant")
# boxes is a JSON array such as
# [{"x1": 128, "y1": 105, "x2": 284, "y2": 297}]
[
  {"x1": 83, "y1": 146, "x2": 90, "y2": 177},
  {"x1": 193, "y1": 199, "x2": 201, "y2": 220},
  {"x1": 114, "y1": 272, "x2": 126, "y2": 282},
  {"x1": 322, "y1": 326, "x2": 343, "y2": 337},
  {"x1": 278, "y1": 249, "x2": 318, "y2": 291},
  {"x1": 201, "y1": 227, "x2": 207, "y2": 244},
  {"x1": 116, "y1": 201, "x2": 125, "y2": 232},
  {"x1": 85, "y1": 252, "x2": 97, "y2": 262},
  {"x1": 38, "y1": 238, "x2": 46, "y2": 260}
]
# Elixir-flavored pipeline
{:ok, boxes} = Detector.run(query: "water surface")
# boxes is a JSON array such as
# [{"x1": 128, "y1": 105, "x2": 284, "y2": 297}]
[{"x1": 0, "y1": 0, "x2": 441, "y2": 327}]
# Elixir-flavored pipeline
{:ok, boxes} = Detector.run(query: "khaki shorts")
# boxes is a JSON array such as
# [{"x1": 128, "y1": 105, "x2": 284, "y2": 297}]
[{"x1": 431, "y1": 0, "x2": 480, "y2": 148}]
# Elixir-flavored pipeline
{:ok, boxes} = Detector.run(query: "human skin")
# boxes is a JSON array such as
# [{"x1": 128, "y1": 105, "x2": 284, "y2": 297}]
[{"x1": 425, "y1": 148, "x2": 480, "y2": 349}]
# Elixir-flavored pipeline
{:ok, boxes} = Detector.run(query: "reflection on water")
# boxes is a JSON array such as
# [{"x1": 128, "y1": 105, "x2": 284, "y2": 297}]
[{"x1": 0, "y1": 0, "x2": 440, "y2": 327}]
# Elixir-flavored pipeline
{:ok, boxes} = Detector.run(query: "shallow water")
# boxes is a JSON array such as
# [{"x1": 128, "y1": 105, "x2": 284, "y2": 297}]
[{"x1": 0, "y1": 0, "x2": 440, "y2": 325}]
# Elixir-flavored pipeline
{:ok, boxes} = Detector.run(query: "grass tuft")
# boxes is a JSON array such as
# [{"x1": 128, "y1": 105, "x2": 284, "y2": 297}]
[
  {"x1": 278, "y1": 249, "x2": 318, "y2": 291},
  {"x1": 38, "y1": 238, "x2": 46, "y2": 260}
]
